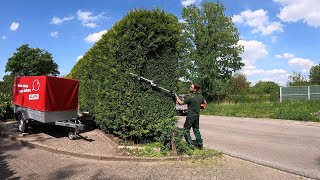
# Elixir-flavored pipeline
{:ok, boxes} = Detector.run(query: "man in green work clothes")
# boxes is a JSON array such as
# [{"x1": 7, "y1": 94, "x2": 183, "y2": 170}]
[{"x1": 175, "y1": 83, "x2": 207, "y2": 149}]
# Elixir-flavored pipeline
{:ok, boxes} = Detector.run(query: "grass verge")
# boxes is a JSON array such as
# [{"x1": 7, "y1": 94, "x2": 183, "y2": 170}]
[
  {"x1": 122, "y1": 142, "x2": 222, "y2": 159},
  {"x1": 202, "y1": 100, "x2": 320, "y2": 121}
]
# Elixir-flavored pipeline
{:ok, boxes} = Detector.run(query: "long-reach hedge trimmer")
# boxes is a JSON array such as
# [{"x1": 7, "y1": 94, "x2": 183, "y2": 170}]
[
  {"x1": 129, "y1": 72, "x2": 206, "y2": 109},
  {"x1": 129, "y1": 73, "x2": 172, "y2": 93}
]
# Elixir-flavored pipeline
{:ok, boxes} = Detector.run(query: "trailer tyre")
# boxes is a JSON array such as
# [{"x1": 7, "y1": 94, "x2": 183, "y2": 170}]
[
  {"x1": 17, "y1": 113, "x2": 28, "y2": 133},
  {"x1": 68, "y1": 132, "x2": 76, "y2": 140}
]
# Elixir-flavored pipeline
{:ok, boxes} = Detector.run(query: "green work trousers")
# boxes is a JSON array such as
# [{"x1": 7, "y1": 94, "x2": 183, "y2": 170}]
[{"x1": 183, "y1": 115, "x2": 203, "y2": 148}]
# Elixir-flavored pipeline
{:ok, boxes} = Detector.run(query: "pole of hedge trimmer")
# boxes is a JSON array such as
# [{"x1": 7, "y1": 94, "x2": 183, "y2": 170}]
[{"x1": 129, "y1": 73, "x2": 171, "y2": 93}]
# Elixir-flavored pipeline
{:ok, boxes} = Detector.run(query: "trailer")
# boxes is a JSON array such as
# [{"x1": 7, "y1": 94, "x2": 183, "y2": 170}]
[{"x1": 12, "y1": 76, "x2": 94, "y2": 139}]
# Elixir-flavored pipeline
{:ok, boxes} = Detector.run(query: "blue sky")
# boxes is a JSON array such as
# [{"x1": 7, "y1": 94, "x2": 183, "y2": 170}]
[{"x1": 1, "y1": 0, "x2": 319, "y2": 86}]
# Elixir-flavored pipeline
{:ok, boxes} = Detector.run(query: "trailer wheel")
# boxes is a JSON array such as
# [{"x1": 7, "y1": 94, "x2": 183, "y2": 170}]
[
  {"x1": 17, "y1": 113, "x2": 28, "y2": 133},
  {"x1": 68, "y1": 132, "x2": 76, "y2": 140}
]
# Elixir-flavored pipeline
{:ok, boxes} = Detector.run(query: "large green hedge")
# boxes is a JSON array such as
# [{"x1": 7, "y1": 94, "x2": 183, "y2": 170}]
[{"x1": 68, "y1": 9, "x2": 180, "y2": 144}]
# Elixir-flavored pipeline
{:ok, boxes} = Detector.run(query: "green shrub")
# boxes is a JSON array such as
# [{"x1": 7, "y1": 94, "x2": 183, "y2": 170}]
[
  {"x1": 0, "y1": 93, "x2": 13, "y2": 120},
  {"x1": 225, "y1": 94, "x2": 266, "y2": 103},
  {"x1": 0, "y1": 75, "x2": 14, "y2": 101},
  {"x1": 68, "y1": 9, "x2": 181, "y2": 146},
  {"x1": 225, "y1": 91, "x2": 278, "y2": 103}
]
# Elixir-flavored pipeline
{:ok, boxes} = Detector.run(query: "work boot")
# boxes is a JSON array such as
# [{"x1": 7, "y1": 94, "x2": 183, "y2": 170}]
[{"x1": 197, "y1": 144, "x2": 203, "y2": 150}]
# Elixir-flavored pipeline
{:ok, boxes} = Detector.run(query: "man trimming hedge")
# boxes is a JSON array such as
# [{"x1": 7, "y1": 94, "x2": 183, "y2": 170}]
[{"x1": 175, "y1": 83, "x2": 207, "y2": 149}]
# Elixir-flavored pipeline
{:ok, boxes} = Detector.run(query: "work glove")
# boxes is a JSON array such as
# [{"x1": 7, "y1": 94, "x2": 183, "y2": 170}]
[
  {"x1": 170, "y1": 91, "x2": 177, "y2": 100},
  {"x1": 170, "y1": 91, "x2": 177, "y2": 97}
]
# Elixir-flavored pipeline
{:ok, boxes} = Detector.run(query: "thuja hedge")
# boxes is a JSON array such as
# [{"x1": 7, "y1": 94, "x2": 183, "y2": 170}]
[{"x1": 68, "y1": 9, "x2": 181, "y2": 145}]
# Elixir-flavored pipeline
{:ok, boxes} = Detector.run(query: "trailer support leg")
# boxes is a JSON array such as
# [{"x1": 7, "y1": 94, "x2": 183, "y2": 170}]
[{"x1": 55, "y1": 119, "x2": 85, "y2": 140}]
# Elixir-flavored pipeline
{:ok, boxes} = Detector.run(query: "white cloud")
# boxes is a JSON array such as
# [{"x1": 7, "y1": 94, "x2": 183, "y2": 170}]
[
  {"x1": 243, "y1": 65, "x2": 256, "y2": 70},
  {"x1": 276, "y1": 53, "x2": 295, "y2": 59},
  {"x1": 243, "y1": 68, "x2": 289, "y2": 86},
  {"x1": 85, "y1": 30, "x2": 107, "y2": 43},
  {"x1": 181, "y1": 0, "x2": 202, "y2": 7},
  {"x1": 275, "y1": 54, "x2": 283, "y2": 59},
  {"x1": 77, "y1": 10, "x2": 102, "y2": 21},
  {"x1": 179, "y1": 19, "x2": 187, "y2": 24},
  {"x1": 243, "y1": 69, "x2": 264, "y2": 76},
  {"x1": 50, "y1": 16, "x2": 74, "y2": 25},
  {"x1": 271, "y1": 36, "x2": 278, "y2": 43},
  {"x1": 274, "y1": 0, "x2": 320, "y2": 28},
  {"x1": 2, "y1": 36, "x2": 6, "y2": 40},
  {"x1": 238, "y1": 39, "x2": 290, "y2": 85},
  {"x1": 10, "y1": 22, "x2": 19, "y2": 31},
  {"x1": 288, "y1": 57, "x2": 315, "y2": 70},
  {"x1": 232, "y1": 15, "x2": 243, "y2": 24},
  {"x1": 239, "y1": 45, "x2": 315, "y2": 86},
  {"x1": 283, "y1": 53, "x2": 294, "y2": 59},
  {"x1": 52, "y1": 10, "x2": 106, "y2": 28},
  {"x1": 76, "y1": 55, "x2": 83, "y2": 62},
  {"x1": 238, "y1": 40, "x2": 268, "y2": 67},
  {"x1": 77, "y1": 10, "x2": 105, "y2": 28},
  {"x1": 275, "y1": 52, "x2": 316, "y2": 72},
  {"x1": 50, "y1": 31, "x2": 59, "y2": 38},
  {"x1": 244, "y1": 68, "x2": 287, "y2": 76},
  {"x1": 83, "y1": 22, "x2": 98, "y2": 28},
  {"x1": 233, "y1": 9, "x2": 283, "y2": 35}
]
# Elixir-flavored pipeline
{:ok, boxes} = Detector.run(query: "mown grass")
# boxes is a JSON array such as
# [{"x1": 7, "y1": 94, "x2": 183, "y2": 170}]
[{"x1": 201, "y1": 100, "x2": 320, "y2": 121}]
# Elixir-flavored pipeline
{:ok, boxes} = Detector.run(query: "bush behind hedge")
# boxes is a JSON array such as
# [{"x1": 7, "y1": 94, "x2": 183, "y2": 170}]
[
  {"x1": 0, "y1": 93, "x2": 13, "y2": 120},
  {"x1": 68, "y1": 9, "x2": 180, "y2": 144}
]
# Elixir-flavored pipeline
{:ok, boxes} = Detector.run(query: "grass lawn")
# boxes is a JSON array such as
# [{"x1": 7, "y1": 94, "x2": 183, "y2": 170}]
[{"x1": 201, "y1": 100, "x2": 320, "y2": 122}]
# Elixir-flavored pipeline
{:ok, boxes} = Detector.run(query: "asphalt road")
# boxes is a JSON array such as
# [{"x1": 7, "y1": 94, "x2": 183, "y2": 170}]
[
  {"x1": 0, "y1": 137, "x2": 307, "y2": 180},
  {"x1": 178, "y1": 115, "x2": 320, "y2": 179}
]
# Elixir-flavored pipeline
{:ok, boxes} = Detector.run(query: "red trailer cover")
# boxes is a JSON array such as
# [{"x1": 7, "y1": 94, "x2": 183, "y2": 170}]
[{"x1": 12, "y1": 76, "x2": 79, "y2": 112}]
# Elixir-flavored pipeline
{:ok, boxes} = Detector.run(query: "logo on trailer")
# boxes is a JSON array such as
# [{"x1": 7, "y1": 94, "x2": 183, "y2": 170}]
[
  {"x1": 29, "y1": 94, "x2": 39, "y2": 100},
  {"x1": 32, "y1": 79, "x2": 40, "y2": 91}
]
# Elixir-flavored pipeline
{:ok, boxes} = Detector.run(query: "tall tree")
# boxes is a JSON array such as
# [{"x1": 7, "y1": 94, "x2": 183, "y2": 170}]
[
  {"x1": 2, "y1": 44, "x2": 60, "y2": 98},
  {"x1": 5, "y1": 44, "x2": 60, "y2": 76},
  {"x1": 252, "y1": 81, "x2": 279, "y2": 94},
  {"x1": 309, "y1": 64, "x2": 320, "y2": 85},
  {"x1": 181, "y1": 2, "x2": 244, "y2": 101},
  {"x1": 287, "y1": 72, "x2": 310, "y2": 86},
  {"x1": 228, "y1": 73, "x2": 250, "y2": 94}
]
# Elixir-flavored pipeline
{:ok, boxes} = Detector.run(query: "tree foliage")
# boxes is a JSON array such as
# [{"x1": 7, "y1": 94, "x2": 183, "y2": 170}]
[
  {"x1": 228, "y1": 73, "x2": 250, "y2": 94},
  {"x1": 181, "y1": 2, "x2": 244, "y2": 102},
  {"x1": 309, "y1": 64, "x2": 320, "y2": 85},
  {"x1": 68, "y1": 9, "x2": 181, "y2": 146},
  {"x1": 0, "y1": 91, "x2": 13, "y2": 120},
  {"x1": 5, "y1": 44, "x2": 60, "y2": 76},
  {"x1": 0, "y1": 75, "x2": 14, "y2": 95},
  {"x1": 252, "y1": 81, "x2": 280, "y2": 94},
  {"x1": 1, "y1": 44, "x2": 60, "y2": 99},
  {"x1": 287, "y1": 72, "x2": 310, "y2": 86}
]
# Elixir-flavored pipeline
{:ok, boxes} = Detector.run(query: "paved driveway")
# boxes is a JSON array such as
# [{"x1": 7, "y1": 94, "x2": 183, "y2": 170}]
[{"x1": 178, "y1": 115, "x2": 320, "y2": 179}]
